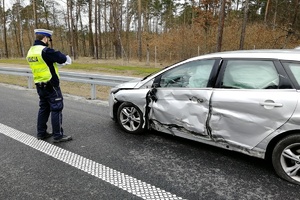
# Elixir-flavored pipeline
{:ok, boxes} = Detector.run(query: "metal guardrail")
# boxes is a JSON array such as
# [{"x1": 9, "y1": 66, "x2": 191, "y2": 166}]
[{"x1": 0, "y1": 67, "x2": 137, "y2": 100}]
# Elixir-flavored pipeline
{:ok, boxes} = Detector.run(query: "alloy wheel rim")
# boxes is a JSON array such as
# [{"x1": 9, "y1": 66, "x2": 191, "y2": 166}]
[
  {"x1": 120, "y1": 106, "x2": 141, "y2": 132},
  {"x1": 280, "y1": 143, "x2": 300, "y2": 182}
]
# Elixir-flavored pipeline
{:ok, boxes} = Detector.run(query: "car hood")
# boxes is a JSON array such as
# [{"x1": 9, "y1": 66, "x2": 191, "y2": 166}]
[{"x1": 116, "y1": 78, "x2": 142, "y2": 88}]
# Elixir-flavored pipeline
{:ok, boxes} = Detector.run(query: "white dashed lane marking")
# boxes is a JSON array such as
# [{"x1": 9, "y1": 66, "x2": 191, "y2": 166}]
[{"x1": 0, "y1": 123, "x2": 185, "y2": 200}]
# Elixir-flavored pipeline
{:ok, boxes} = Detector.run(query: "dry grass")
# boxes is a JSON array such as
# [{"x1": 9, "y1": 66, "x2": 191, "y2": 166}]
[
  {"x1": 0, "y1": 74, "x2": 28, "y2": 88},
  {"x1": 60, "y1": 81, "x2": 111, "y2": 100}
]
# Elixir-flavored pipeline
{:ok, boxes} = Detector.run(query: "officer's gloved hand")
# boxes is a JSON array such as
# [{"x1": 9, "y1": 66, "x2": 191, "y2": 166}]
[
  {"x1": 57, "y1": 55, "x2": 72, "y2": 68},
  {"x1": 65, "y1": 55, "x2": 72, "y2": 65}
]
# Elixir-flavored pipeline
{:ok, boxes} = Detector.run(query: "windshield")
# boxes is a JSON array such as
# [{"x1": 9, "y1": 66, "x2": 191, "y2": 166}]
[{"x1": 141, "y1": 66, "x2": 170, "y2": 81}]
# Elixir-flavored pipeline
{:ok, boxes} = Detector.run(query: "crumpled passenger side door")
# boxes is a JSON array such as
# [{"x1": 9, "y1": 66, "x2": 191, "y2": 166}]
[{"x1": 149, "y1": 59, "x2": 217, "y2": 138}]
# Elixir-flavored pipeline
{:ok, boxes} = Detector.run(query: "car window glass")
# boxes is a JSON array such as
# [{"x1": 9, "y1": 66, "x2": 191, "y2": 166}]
[
  {"x1": 222, "y1": 60, "x2": 279, "y2": 89},
  {"x1": 282, "y1": 62, "x2": 300, "y2": 85},
  {"x1": 159, "y1": 60, "x2": 215, "y2": 88}
]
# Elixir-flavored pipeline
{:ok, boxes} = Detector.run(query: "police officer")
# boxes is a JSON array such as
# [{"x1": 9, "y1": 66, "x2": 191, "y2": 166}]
[{"x1": 26, "y1": 29, "x2": 72, "y2": 143}]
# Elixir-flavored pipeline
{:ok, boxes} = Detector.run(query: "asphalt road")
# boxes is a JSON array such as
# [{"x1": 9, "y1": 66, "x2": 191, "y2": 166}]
[{"x1": 0, "y1": 83, "x2": 299, "y2": 200}]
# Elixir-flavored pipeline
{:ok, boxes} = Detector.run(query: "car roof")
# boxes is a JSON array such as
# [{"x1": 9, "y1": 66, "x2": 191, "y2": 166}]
[{"x1": 186, "y1": 49, "x2": 300, "y2": 62}]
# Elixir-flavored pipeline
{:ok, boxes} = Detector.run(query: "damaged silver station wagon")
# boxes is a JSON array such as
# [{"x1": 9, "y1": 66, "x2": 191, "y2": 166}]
[{"x1": 109, "y1": 49, "x2": 300, "y2": 185}]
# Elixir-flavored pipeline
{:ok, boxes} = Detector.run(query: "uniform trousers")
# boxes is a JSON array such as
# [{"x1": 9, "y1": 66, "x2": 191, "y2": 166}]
[{"x1": 36, "y1": 83, "x2": 64, "y2": 140}]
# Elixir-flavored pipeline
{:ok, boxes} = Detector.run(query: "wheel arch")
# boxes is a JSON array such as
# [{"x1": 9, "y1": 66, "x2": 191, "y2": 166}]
[
  {"x1": 265, "y1": 130, "x2": 300, "y2": 161},
  {"x1": 112, "y1": 100, "x2": 123, "y2": 121}
]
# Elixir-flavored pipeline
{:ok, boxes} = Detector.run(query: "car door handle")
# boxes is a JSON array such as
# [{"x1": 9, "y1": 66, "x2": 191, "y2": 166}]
[
  {"x1": 189, "y1": 96, "x2": 204, "y2": 103},
  {"x1": 259, "y1": 102, "x2": 283, "y2": 107}
]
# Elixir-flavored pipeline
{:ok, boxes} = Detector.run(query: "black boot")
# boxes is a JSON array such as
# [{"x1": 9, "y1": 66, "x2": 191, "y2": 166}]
[
  {"x1": 53, "y1": 135, "x2": 72, "y2": 143},
  {"x1": 37, "y1": 132, "x2": 53, "y2": 140}
]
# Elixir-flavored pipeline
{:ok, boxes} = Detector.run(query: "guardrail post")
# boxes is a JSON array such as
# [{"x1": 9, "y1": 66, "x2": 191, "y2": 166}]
[
  {"x1": 28, "y1": 76, "x2": 33, "y2": 89},
  {"x1": 91, "y1": 83, "x2": 96, "y2": 100}
]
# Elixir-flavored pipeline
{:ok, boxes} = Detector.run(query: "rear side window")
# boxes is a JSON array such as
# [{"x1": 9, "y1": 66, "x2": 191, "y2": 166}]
[
  {"x1": 221, "y1": 60, "x2": 279, "y2": 89},
  {"x1": 282, "y1": 62, "x2": 300, "y2": 86}
]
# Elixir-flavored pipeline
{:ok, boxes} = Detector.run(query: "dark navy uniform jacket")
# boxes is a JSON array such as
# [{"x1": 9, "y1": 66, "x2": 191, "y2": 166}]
[{"x1": 33, "y1": 40, "x2": 67, "y2": 87}]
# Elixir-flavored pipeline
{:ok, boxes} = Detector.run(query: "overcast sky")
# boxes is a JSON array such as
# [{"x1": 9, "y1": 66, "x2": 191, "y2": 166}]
[
  {"x1": 5, "y1": 0, "x2": 28, "y2": 9},
  {"x1": 5, "y1": 0, "x2": 67, "y2": 10}
]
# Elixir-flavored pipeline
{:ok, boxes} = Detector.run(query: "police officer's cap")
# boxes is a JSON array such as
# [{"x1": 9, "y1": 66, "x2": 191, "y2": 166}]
[{"x1": 34, "y1": 29, "x2": 53, "y2": 37}]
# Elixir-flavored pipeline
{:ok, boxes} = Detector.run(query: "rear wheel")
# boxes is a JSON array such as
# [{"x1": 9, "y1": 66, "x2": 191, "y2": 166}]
[
  {"x1": 117, "y1": 102, "x2": 144, "y2": 134},
  {"x1": 272, "y1": 134, "x2": 300, "y2": 185}
]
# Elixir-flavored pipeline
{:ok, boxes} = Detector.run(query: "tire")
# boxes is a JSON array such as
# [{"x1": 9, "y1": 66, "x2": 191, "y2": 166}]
[
  {"x1": 117, "y1": 102, "x2": 144, "y2": 134},
  {"x1": 272, "y1": 134, "x2": 300, "y2": 185}
]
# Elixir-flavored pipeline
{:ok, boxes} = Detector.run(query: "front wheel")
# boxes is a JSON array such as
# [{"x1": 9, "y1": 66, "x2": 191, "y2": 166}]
[
  {"x1": 117, "y1": 102, "x2": 144, "y2": 134},
  {"x1": 272, "y1": 134, "x2": 300, "y2": 185}
]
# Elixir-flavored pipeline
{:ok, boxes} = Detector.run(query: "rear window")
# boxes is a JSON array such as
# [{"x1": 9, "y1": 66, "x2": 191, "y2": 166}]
[{"x1": 282, "y1": 62, "x2": 300, "y2": 85}]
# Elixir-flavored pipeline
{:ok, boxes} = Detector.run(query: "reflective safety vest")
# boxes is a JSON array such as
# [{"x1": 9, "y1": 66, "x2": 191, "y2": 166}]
[{"x1": 26, "y1": 45, "x2": 59, "y2": 83}]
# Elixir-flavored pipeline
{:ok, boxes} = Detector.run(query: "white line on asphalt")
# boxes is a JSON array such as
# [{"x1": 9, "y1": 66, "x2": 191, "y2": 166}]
[{"x1": 0, "y1": 123, "x2": 185, "y2": 200}]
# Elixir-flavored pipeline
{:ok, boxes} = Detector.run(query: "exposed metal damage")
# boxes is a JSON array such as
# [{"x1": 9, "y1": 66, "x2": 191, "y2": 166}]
[{"x1": 142, "y1": 87, "x2": 265, "y2": 158}]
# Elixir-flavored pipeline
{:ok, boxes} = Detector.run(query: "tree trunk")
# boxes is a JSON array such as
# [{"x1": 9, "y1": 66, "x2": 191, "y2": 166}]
[
  {"x1": 104, "y1": 0, "x2": 107, "y2": 59},
  {"x1": 70, "y1": 0, "x2": 77, "y2": 59},
  {"x1": 26, "y1": 7, "x2": 33, "y2": 46},
  {"x1": 17, "y1": 0, "x2": 24, "y2": 57},
  {"x1": 41, "y1": 0, "x2": 50, "y2": 29},
  {"x1": 111, "y1": 0, "x2": 122, "y2": 59},
  {"x1": 33, "y1": 0, "x2": 38, "y2": 28},
  {"x1": 216, "y1": 0, "x2": 226, "y2": 52},
  {"x1": 273, "y1": 0, "x2": 278, "y2": 29},
  {"x1": 239, "y1": 0, "x2": 249, "y2": 50},
  {"x1": 88, "y1": 0, "x2": 94, "y2": 57},
  {"x1": 264, "y1": 0, "x2": 271, "y2": 24},
  {"x1": 292, "y1": 0, "x2": 299, "y2": 27},
  {"x1": 3, "y1": 0, "x2": 8, "y2": 58},
  {"x1": 126, "y1": 0, "x2": 131, "y2": 61},
  {"x1": 51, "y1": 2, "x2": 57, "y2": 29},
  {"x1": 98, "y1": 0, "x2": 102, "y2": 59},
  {"x1": 138, "y1": 0, "x2": 142, "y2": 61},
  {"x1": 78, "y1": 5, "x2": 87, "y2": 56},
  {"x1": 66, "y1": 0, "x2": 71, "y2": 54},
  {"x1": 13, "y1": 17, "x2": 19, "y2": 57},
  {"x1": 95, "y1": 0, "x2": 99, "y2": 59}
]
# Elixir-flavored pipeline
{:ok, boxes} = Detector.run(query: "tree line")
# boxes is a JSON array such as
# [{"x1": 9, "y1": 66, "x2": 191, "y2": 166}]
[{"x1": 0, "y1": 0, "x2": 299, "y2": 64}]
